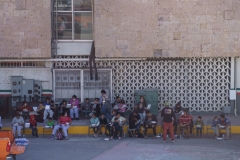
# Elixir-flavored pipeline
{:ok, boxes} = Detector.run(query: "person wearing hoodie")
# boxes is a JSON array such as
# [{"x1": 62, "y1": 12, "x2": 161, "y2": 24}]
[{"x1": 29, "y1": 115, "x2": 38, "y2": 137}]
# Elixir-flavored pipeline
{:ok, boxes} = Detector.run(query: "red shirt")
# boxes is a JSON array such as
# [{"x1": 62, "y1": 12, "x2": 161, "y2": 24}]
[
  {"x1": 20, "y1": 105, "x2": 32, "y2": 111},
  {"x1": 179, "y1": 115, "x2": 191, "y2": 125},
  {"x1": 30, "y1": 115, "x2": 37, "y2": 126},
  {"x1": 59, "y1": 116, "x2": 72, "y2": 124}
]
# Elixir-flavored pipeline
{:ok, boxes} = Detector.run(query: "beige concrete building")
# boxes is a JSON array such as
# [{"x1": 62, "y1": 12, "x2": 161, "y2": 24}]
[
  {"x1": 95, "y1": 0, "x2": 240, "y2": 58},
  {"x1": 0, "y1": 0, "x2": 51, "y2": 58},
  {"x1": 0, "y1": 0, "x2": 240, "y2": 117}
]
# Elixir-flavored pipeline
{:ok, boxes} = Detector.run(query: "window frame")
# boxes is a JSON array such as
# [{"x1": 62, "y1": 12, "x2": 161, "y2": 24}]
[{"x1": 52, "y1": 0, "x2": 94, "y2": 42}]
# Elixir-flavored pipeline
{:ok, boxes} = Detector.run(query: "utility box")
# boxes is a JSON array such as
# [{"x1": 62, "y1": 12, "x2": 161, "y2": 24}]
[
  {"x1": 11, "y1": 76, "x2": 23, "y2": 106},
  {"x1": 21, "y1": 79, "x2": 34, "y2": 102},
  {"x1": 34, "y1": 80, "x2": 42, "y2": 100},
  {"x1": 134, "y1": 88, "x2": 159, "y2": 115}
]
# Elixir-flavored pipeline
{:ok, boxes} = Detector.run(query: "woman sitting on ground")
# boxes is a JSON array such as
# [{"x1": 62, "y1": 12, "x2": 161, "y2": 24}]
[{"x1": 48, "y1": 111, "x2": 72, "y2": 140}]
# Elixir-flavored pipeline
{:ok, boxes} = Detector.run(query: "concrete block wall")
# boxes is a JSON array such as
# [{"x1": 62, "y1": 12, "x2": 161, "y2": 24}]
[
  {"x1": 0, "y1": 0, "x2": 51, "y2": 58},
  {"x1": 94, "y1": 0, "x2": 240, "y2": 58}
]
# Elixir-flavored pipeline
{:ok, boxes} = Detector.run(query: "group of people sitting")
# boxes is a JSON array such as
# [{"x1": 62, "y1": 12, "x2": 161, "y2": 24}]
[
  {"x1": 9, "y1": 92, "x2": 231, "y2": 141},
  {"x1": 160, "y1": 102, "x2": 231, "y2": 142}
]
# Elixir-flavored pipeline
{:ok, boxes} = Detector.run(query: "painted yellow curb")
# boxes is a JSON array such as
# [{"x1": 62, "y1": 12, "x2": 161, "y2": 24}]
[{"x1": 2, "y1": 126, "x2": 239, "y2": 135}]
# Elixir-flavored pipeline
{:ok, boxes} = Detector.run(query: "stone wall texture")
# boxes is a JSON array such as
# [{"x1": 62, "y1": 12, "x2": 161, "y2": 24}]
[
  {"x1": 0, "y1": 0, "x2": 51, "y2": 58},
  {"x1": 94, "y1": 0, "x2": 240, "y2": 58}
]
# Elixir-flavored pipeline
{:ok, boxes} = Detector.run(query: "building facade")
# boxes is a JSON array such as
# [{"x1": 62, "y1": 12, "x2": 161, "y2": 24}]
[{"x1": 0, "y1": 0, "x2": 240, "y2": 117}]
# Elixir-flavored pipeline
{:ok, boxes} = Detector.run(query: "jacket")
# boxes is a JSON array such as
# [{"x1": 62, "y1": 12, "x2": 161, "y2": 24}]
[
  {"x1": 59, "y1": 116, "x2": 72, "y2": 124},
  {"x1": 69, "y1": 99, "x2": 79, "y2": 107},
  {"x1": 161, "y1": 107, "x2": 175, "y2": 123},
  {"x1": 195, "y1": 120, "x2": 204, "y2": 127},
  {"x1": 90, "y1": 117, "x2": 100, "y2": 126},
  {"x1": 179, "y1": 115, "x2": 191, "y2": 125}
]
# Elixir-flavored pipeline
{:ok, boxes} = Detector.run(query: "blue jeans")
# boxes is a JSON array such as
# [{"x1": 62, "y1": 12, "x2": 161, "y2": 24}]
[
  {"x1": 31, "y1": 127, "x2": 38, "y2": 136},
  {"x1": 101, "y1": 105, "x2": 111, "y2": 121}
]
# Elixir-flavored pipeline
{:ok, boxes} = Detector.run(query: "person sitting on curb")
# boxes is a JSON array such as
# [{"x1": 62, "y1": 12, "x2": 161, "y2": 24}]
[
  {"x1": 82, "y1": 98, "x2": 91, "y2": 118},
  {"x1": 90, "y1": 113, "x2": 100, "y2": 138},
  {"x1": 48, "y1": 111, "x2": 71, "y2": 140},
  {"x1": 195, "y1": 116, "x2": 204, "y2": 138},
  {"x1": 161, "y1": 102, "x2": 175, "y2": 143},
  {"x1": 128, "y1": 111, "x2": 141, "y2": 135},
  {"x1": 99, "y1": 113, "x2": 108, "y2": 135},
  {"x1": 177, "y1": 109, "x2": 191, "y2": 139},
  {"x1": 12, "y1": 112, "x2": 24, "y2": 138},
  {"x1": 69, "y1": 95, "x2": 80, "y2": 120},
  {"x1": 30, "y1": 115, "x2": 38, "y2": 138},
  {"x1": 19, "y1": 101, "x2": 32, "y2": 120},
  {"x1": 216, "y1": 114, "x2": 230, "y2": 140},
  {"x1": 144, "y1": 110, "x2": 158, "y2": 139},
  {"x1": 110, "y1": 113, "x2": 126, "y2": 140},
  {"x1": 212, "y1": 116, "x2": 218, "y2": 139},
  {"x1": 42, "y1": 97, "x2": 54, "y2": 121}
]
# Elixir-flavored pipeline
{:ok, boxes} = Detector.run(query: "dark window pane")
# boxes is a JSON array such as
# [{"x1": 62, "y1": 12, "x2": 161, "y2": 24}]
[
  {"x1": 54, "y1": 0, "x2": 72, "y2": 11},
  {"x1": 74, "y1": 12, "x2": 92, "y2": 40},
  {"x1": 53, "y1": 13, "x2": 72, "y2": 40},
  {"x1": 74, "y1": 0, "x2": 92, "y2": 11}
]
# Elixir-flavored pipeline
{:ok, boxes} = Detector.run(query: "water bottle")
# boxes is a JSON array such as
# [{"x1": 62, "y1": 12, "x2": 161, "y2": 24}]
[{"x1": 222, "y1": 134, "x2": 224, "y2": 139}]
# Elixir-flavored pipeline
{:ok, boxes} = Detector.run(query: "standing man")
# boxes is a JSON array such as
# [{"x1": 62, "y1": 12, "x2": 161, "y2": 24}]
[
  {"x1": 99, "y1": 90, "x2": 111, "y2": 121},
  {"x1": 161, "y1": 102, "x2": 176, "y2": 143}
]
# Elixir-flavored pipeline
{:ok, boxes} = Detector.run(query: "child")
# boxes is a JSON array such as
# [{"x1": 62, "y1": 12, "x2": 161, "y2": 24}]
[
  {"x1": 82, "y1": 98, "x2": 91, "y2": 117},
  {"x1": 212, "y1": 116, "x2": 218, "y2": 139},
  {"x1": 56, "y1": 128, "x2": 64, "y2": 140},
  {"x1": 113, "y1": 118, "x2": 120, "y2": 140},
  {"x1": 195, "y1": 116, "x2": 204, "y2": 137},
  {"x1": 47, "y1": 117, "x2": 54, "y2": 128},
  {"x1": 99, "y1": 114, "x2": 108, "y2": 135},
  {"x1": 90, "y1": 113, "x2": 100, "y2": 137},
  {"x1": 30, "y1": 115, "x2": 38, "y2": 137}
]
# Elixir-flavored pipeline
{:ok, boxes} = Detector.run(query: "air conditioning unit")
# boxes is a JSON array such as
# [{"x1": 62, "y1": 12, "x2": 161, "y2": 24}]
[{"x1": 11, "y1": 76, "x2": 22, "y2": 96}]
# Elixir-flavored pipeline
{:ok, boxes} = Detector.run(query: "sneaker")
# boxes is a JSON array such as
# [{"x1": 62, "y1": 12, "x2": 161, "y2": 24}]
[
  {"x1": 171, "y1": 140, "x2": 175, "y2": 143},
  {"x1": 48, "y1": 136, "x2": 53, "y2": 139},
  {"x1": 110, "y1": 136, "x2": 113, "y2": 140}
]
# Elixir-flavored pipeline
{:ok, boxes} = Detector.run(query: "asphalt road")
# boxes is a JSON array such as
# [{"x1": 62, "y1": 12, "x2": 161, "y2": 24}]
[{"x1": 17, "y1": 135, "x2": 240, "y2": 160}]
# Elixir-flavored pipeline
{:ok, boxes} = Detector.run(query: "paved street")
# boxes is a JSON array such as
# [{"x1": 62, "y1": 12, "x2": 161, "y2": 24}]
[{"x1": 17, "y1": 135, "x2": 240, "y2": 160}]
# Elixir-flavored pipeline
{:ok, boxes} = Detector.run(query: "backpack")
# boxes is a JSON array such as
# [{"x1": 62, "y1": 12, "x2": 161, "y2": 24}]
[{"x1": 56, "y1": 131, "x2": 64, "y2": 140}]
